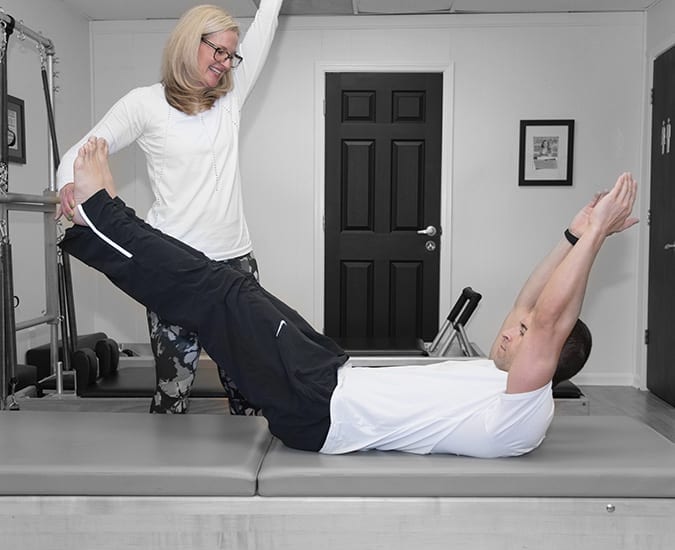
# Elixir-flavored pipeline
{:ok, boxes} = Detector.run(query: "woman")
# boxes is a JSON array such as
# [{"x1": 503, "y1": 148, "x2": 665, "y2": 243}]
[{"x1": 56, "y1": 0, "x2": 283, "y2": 414}]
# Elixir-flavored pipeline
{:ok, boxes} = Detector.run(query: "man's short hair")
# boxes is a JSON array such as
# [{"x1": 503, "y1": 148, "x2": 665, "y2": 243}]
[{"x1": 553, "y1": 318, "x2": 592, "y2": 387}]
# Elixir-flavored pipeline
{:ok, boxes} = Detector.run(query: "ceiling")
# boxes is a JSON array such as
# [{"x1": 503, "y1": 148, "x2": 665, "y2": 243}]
[{"x1": 59, "y1": 0, "x2": 659, "y2": 21}]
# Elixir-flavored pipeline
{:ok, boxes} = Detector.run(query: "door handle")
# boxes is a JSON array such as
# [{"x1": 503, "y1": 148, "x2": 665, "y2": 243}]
[
  {"x1": 417, "y1": 225, "x2": 437, "y2": 237},
  {"x1": 664, "y1": 242, "x2": 675, "y2": 250},
  {"x1": 667, "y1": 118, "x2": 671, "y2": 154}
]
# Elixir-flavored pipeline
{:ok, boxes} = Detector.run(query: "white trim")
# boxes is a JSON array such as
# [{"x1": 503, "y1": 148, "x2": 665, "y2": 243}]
[
  {"x1": 313, "y1": 62, "x2": 455, "y2": 332},
  {"x1": 573, "y1": 372, "x2": 639, "y2": 387},
  {"x1": 76, "y1": 204, "x2": 134, "y2": 259}
]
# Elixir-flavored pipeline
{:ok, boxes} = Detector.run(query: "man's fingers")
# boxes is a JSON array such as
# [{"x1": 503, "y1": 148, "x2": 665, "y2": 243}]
[{"x1": 625, "y1": 216, "x2": 640, "y2": 229}]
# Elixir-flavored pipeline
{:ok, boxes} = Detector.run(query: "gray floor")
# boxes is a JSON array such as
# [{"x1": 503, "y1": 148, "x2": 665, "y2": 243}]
[
  {"x1": 12, "y1": 384, "x2": 675, "y2": 443},
  {"x1": 581, "y1": 385, "x2": 675, "y2": 443}
]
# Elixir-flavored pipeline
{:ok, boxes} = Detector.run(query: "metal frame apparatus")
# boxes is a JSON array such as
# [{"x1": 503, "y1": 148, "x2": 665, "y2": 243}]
[
  {"x1": 0, "y1": 11, "x2": 62, "y2": 410},
  {"x1": 426, "y1": 286, "x2": 482, "y2": 357}
]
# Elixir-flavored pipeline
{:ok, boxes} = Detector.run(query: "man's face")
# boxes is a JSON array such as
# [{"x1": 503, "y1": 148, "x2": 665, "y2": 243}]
[{"x1": 493, "y1": 321, "x2": 528, "y2": 371}]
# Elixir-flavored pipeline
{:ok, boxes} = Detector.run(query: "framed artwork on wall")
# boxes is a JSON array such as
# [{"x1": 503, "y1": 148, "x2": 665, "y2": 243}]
[
  {"x1": 7, "y1": 95, "x2": 26, "y2": 164},
  {"x1": 518, "y1": 119, "x2": 574, "y2": 186}
]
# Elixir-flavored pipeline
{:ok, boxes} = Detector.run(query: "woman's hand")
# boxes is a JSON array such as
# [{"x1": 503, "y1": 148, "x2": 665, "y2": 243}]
[{"x1": 56, "y1": 183, "x2": 76, "y2": 221}]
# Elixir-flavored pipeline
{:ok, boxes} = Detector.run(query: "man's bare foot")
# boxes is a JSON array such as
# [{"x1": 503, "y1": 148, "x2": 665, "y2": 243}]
[
  {"x1": 94, "y1": 137, "x2": 117, "y2": 198},
  {"x1": 71, "y1": 137, "x2": 108, "y2": 225}
]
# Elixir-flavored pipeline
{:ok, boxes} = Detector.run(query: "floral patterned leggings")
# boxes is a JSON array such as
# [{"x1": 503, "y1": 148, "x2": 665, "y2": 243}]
[{"x1": 147, "y1": 252, "x2": 261, "y2": 415}]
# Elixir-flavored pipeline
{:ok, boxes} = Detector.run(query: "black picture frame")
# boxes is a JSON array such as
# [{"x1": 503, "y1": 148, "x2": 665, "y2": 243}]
[
  {"x1": 518, "y1": 119, "x2": 574, "y2": 186},
  {"x1": 7, "y1": 95, "x2": 26, "y2": 164}
]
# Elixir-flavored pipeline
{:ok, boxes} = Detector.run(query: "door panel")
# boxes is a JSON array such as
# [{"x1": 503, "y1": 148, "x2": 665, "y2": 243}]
[
  {"x1": 647, "y1": 44, "x2": 675, "y2": 406},
  {"x1": 325, "y1": 72, "x2": 443, "y2": 342}
]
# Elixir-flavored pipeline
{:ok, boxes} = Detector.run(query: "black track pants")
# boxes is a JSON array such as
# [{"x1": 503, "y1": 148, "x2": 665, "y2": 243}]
[{"x1": 60, "y1": 190, "x2": 348, "y2": 451}]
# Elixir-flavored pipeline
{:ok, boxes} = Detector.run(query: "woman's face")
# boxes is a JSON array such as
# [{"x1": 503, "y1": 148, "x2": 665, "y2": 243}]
[{"x1": 197, "y1": 29, "x2": 239, "y2": 88}]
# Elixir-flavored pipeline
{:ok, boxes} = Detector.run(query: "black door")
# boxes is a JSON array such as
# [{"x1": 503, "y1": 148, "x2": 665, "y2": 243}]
[
  {"x1": 324, "y1": 72, "x2": 443, "y2": 343},
  {"x1": 647, "y1": 44, "x2": 675, "y2": 406}
]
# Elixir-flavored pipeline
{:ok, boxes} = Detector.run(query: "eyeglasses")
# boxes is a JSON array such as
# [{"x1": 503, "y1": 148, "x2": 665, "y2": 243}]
[{"x1": 200, "y1": 37, "x2": 243, "y2": 68}]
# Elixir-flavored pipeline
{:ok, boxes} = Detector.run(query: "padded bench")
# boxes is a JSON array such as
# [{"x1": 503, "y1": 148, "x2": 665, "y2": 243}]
[
  {"x1": 0, "y1": 411, "x2": 673, "y2": 550},
  {"x1": 258, "y1": 416, "x2": 675, "y2": 498},
  {"x1": 0, "y1": 411, "x2": 271, "y2": 495}
]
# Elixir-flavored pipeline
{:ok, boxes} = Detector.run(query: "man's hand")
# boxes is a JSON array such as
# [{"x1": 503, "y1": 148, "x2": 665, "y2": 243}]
[
  {"x1": 56, "y1": 183, "x2": 76, "y2": 221},
  {"x1": 588, "y1": 172, "x2": 639, "y2": 237},
  {"x1": 568, "y1": 191, "x2": 605, "y2": 238}
]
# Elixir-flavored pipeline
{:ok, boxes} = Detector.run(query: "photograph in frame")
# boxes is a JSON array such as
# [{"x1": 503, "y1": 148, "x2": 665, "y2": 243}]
[
  {"x1": 7, "y1": 95, "x2": 26, "y2": 164},
  {"x1": 518, "y1": 119, "x2": 574, "y2": 186}
]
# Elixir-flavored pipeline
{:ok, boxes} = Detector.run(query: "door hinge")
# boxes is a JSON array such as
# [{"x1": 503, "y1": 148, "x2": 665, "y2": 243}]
[
  {"x1": 323, "y1": 99, "x2": 326, "y2": 117},
  {"x1": 644, "y1": 329, "x2": 649, "y2": 345},
  {"x1": 650, "y1": 88, "x2": 654, "y2": 105},
  {"x1": 647, "y1": 208, "x2": 651, "y2": 226}
]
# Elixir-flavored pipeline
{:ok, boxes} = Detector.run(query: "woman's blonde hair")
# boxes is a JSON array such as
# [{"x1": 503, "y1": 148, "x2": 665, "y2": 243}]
[{"x1": 161, "y1": 4, "x2": 240, "y2": 115}]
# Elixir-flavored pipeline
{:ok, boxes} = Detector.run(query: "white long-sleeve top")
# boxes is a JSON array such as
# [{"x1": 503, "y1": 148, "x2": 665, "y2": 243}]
[{"x1": 57, "y1": 0, "x2": 282, "y2": 261}]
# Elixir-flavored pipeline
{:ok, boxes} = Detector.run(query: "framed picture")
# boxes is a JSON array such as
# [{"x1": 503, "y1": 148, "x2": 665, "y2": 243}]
[
  {"x1": 7, "y1": 95, "x2": 26, "y2": 164},
  {"x1": 518, "y1": 119, "x2": 574, "y2": 186}
]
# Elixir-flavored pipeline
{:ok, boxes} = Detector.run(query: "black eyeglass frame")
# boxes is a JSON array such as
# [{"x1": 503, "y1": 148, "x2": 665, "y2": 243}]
[{"x1": 200, "y1": 37, "x2": 243, "y2": 67}]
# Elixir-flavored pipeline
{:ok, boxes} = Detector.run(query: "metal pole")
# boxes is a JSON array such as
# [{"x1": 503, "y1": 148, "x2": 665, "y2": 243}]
[
  {"x1": 0, "y1": 211, "x2": 7, "y2": 409},
  {"x1": 15, "y1": 314, "x2": 58, "y2": 331},
  {"x1": 0, "y1": 191, "x2": 59, "y2": 205},
  {"x1": 3, "y1": 238, "x2": 18, "y2": 380},
  {"x1": 42, "y1": 49, "x2": 70, "y2": 377},
  {"x1": 0, "y1": 14, "x2": 12, "y2": 410},
  {"x1": 0, "y1": 13, "x2": 53, "y2": 53},
  {"x1": 44, "y1": 54, "x2": 59, "y2": 181}
]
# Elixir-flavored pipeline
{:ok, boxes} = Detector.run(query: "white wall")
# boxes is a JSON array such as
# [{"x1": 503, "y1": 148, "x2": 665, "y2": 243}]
[
  {"x1": 1, "y1": 1, "x2": 91, "y2": 363},
  {"x1": 82, "y1": 12, "x2": 645, "y2": 385}
]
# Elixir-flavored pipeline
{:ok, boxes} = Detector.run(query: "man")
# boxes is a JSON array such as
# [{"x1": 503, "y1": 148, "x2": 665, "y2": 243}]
[{"x1": 61, "y1": 138, "x2": 637, "y2": 457}]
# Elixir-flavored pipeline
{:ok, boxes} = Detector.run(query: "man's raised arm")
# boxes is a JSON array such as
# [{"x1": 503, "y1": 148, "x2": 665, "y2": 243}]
[
  {"x1": 489, "y1": 192, "x2": 604, "y2": 360},
  {"x1": 500, "y1": 173, "x2": 638, "y2": 394}
]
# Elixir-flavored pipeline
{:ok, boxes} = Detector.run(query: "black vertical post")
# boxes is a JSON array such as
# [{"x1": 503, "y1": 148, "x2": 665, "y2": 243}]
[
  {"x1": 0, "y1": 16, "x2": 14, "y2": 409},
  {"x1": 0, "y1": 17, "x2": 13, "y2": 190}
]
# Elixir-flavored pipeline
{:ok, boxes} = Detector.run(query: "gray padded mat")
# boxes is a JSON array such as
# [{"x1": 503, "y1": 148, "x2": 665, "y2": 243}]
[
  {"x1": 258, "y1": 416, "x2": 675, "y2": 497},
  {"x1": 0, "y1": 411, "x2": 271, "y2": 496}
]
